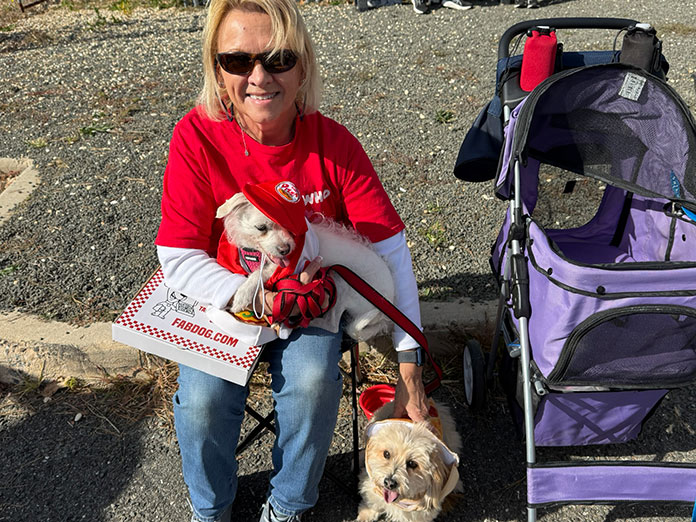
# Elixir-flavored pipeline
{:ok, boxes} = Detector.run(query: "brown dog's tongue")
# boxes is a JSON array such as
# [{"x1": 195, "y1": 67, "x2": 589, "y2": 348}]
[{"x1": 383, "y1": 489, "x2": 399, "y2": 503}]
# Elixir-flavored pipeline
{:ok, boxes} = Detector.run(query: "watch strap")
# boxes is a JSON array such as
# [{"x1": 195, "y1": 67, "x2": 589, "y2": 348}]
[{"x1": 397, "y1": 347, "x2": 423, "y2": 366}]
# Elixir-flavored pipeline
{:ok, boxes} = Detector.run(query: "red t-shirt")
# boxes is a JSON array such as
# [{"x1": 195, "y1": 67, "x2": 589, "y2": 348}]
[{"x1": 155, "y1": 107, "x2": 404, "y2": 256}]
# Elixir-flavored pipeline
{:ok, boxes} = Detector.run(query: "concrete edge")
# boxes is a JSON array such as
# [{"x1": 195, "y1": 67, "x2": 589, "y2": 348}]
[
  {"x1": 0, "y1": 299, "x2": 498, "y2": 385},
  {"x1": 0, "y1": 311, "x2": 143, "y2": 385}
]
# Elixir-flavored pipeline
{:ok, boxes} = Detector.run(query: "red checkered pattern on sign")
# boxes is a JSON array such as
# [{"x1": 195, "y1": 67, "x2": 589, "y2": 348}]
[
  {"x1": 115, "y1": 269, "x2": 259, "y2": 370},
  {"x1": 116, "y1": 269, "x2": 165, "y2": 325},
  {"x1": 192, "y1": 344, "x2": 261, "y2": 368},
  {"x1": 123, "y1": 319, "x2": 259, "y2": 369}
]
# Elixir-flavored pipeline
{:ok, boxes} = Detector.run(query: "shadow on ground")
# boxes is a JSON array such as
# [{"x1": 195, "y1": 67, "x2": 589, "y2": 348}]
[
  {"x1": 3, "y1": 346, "x2": 696, "y2": 521},
  {"x1": 0, "y1": 371, "x2": 149, "y2": 521}
]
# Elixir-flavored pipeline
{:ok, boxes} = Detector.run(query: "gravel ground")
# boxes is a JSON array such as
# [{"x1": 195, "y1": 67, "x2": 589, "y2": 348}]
[
  {"x1": 2, "y1": 0, "x2": 696, "y2": 521},
  {"x1": 5, "y1": 354, "x2": 696, "y2": 522},
  {"x1": 2, "y1": 0, "x2": 693, "y2": 324}
]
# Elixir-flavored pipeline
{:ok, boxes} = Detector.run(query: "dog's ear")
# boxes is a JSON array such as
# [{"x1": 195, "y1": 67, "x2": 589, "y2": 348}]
[
  {"x1": 422, "y1": 448, "x2": 449, "y2": 511},
  {"x1": 216, "y1": 192, "x2": 248, "y2": 219},
  {"x1": 363, "y1": 436, "x2": 378, "y2": 478}
]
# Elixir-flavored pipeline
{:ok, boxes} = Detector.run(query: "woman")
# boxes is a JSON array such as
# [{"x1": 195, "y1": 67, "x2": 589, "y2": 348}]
[{"x1": 155, "y1": 0, "x2": 428, "y2": 520}]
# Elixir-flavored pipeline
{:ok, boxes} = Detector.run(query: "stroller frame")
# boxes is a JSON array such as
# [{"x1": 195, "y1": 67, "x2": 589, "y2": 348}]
[
  {"x1": 476, "y1": 18, "x2": 696, "y2": 522},
  {"x1": 504, "y1": 116, "x2": 696, "y2": 522}
]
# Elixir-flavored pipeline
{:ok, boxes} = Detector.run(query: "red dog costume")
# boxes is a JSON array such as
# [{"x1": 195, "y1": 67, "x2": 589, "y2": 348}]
[{"x1": 216, "y1": 180, "x2": 336, "y2": 329}]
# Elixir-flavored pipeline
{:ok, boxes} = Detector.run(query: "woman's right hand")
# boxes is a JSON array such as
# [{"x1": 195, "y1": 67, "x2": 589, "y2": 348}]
[{"x1": 392, "y1": 363, "x2": 429, "y2": 422}]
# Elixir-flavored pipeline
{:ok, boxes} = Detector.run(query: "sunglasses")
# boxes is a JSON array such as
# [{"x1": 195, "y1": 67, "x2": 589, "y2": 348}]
[{"x1": 216, "y1": 50, "x2": 298, "y2": 76}]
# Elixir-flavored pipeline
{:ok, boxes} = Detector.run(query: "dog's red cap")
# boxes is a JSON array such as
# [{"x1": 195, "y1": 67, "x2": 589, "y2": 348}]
[{"x1": 242, "y1": 181, "x2": 308, "y2": 237}]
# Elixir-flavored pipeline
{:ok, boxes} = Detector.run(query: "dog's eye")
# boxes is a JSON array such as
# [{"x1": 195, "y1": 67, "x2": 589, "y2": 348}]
[
  {"x1": 406, "y1": 460, "x2": 418, "y2": 470},
  {"x1": 255, "y1": 224, "x2": 268, "y2": 232},
  {"x1": 383, "y1": 450, "x2": 390, "y2": 460}
]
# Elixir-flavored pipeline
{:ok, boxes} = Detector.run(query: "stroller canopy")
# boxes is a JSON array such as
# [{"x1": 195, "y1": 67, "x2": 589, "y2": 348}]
[{"x1": 497, "y1": 63, "x2": 696, "y2": 208}]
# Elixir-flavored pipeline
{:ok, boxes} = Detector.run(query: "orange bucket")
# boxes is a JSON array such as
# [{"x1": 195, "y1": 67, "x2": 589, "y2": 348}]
[{"x1": 359, "y1": 384, "x2": 395, "y2": 420}]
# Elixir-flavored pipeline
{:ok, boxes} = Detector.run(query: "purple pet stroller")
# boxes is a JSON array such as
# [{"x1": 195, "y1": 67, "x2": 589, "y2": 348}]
[{"x1": 459, "y1": 18, "x2": 696, "y2": 521}]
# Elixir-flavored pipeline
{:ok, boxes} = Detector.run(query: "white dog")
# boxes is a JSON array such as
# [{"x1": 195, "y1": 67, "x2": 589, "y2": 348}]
[
  {"x1": 215, "y1": 192, "x2": 396, "y2": 341},
  {"x1": 357, "y1": 400, "x2": 463, "y2": 522}
]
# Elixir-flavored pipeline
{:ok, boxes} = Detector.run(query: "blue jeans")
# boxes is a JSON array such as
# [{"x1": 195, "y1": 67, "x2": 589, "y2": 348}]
[{"x1": 174, "y1": 326, "x2": 344, "y2": 521}]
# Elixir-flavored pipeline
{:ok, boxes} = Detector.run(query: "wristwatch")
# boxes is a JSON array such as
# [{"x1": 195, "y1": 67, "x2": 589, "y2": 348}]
[{"x1": 397, "y1": 347, "x2": 424, "y2": 366}]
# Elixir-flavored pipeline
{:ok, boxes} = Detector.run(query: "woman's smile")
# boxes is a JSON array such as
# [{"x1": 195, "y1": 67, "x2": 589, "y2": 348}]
[{"x1": 247, "y1": 92, "x2": 277, "y2": 101}]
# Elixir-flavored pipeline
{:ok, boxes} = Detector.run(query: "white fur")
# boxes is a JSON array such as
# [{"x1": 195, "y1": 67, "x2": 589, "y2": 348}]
[
  {"x1": 358, "y1": 401, "x2": 463, "y2": 522},
  {"x1": 216, "y1": 193, "x2": 396, "y2": 341}
]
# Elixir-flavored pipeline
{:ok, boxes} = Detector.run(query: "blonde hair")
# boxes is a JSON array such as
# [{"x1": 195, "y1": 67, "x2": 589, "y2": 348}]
[{"x1": 199, "y1": 0, "x2": 322, "y2": 121}]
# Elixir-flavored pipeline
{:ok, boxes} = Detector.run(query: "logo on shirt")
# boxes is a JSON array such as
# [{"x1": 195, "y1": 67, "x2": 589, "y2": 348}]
[
  {"x1": 302, "y1": 189, "x2": 332, "y2": 205},
  {"x1": 275, "y1": 181, "x2": 301, "y2": 204}
]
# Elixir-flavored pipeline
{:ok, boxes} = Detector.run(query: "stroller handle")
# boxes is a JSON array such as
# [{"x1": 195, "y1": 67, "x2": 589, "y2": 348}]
[{"x1": 498, "y1": 17, "x2": 639, "y2": 60}]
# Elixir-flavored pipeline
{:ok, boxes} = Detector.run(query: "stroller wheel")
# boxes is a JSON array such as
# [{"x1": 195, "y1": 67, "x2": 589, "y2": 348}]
[{"x1": 463, "y1": 339, "x2": 486, "y2": 410}]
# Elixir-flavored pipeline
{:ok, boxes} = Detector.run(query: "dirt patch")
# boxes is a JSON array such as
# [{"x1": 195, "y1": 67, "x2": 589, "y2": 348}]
[{"x1": 0, "y1": 165, "x2": 21, "y2": 193}]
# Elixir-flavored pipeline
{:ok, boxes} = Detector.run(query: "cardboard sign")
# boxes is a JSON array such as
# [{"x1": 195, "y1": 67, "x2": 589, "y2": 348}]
[{"x1": 112, "y1": 269, "x2": 276, "y2": 385}]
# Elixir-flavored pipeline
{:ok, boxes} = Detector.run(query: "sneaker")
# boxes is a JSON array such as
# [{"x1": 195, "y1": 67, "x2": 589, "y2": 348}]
[
  {"x1": 442, "y1": 0, "x2": 473, "y2": 9},
  {"x1": 527, "y1": 0, "x2": 539, "y2": 7},
  {"x1": 260, "y1": 500, "x2": 302, "y2": 522},
  {"x1": 412, "y1": 0, "x2": 428, "y2": 14},
  {"x1": 355, "y1": 0, "x2": 370, "y2": 11}
]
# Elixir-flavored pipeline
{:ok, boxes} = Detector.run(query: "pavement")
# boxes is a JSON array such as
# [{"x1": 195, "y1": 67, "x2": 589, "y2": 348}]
[{"x1": 2, "y1": 0, "x2": 696, "y2": 521}]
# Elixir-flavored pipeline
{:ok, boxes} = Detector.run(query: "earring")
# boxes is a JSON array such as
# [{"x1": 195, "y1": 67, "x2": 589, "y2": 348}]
[{"x1": 296, "y1": 92, "x2": 307, "y2": 121}]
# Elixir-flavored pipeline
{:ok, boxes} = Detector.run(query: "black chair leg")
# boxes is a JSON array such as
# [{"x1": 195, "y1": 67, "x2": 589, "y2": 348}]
[
  {"x1": 236, "y1": 405, "x2": 275, "y2": 456},
  {"x1": 323, "y1": 338, "x2": 362, "y2": 496},
  {"x1": 349, "y1": 342, "x2": 360, "y2": 481}
]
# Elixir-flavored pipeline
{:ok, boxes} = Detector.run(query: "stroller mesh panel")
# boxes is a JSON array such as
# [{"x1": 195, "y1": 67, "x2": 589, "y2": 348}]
[
  {"x1": 519, "y1": 66, "x2": 696, "y2": 205},
  {"x1": 549, "y1": 306, "x2": 696, "y2": 388},
  {"x1": 533, "y1": 166, "x2": 606, "y2": 230},
  {"x1": 533, "y1": 109, "x2": 648, "y2": 183}
]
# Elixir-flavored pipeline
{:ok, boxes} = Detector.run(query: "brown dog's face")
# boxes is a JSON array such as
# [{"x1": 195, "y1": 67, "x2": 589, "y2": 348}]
[{"x1": 364, "y1": 422, "x2": 449, "y2": 511}]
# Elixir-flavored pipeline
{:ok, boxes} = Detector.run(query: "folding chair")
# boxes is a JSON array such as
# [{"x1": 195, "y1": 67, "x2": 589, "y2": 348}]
[
  {"x1": 235, "y1": 264, "x2": 441, "y2": 494},
  {"x1": 236, "y1": 335, "x2": 362, "y2": 493}
]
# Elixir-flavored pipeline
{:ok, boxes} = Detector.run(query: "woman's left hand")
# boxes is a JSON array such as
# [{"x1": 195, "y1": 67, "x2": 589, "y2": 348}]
[
  {"x1": 255, "y1": 256, "x2": 326, "y2": 314},
  {"x1": 392, "y1": 363, "x2": 429, "y2": 422}
]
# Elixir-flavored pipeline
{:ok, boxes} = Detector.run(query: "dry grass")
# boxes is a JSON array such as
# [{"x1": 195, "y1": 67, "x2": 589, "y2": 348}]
[
  {"x1": 1, "y1": 329, "x2": 480, "y2": 440},
  {"x1": 0, "y1": 2, "x2": 26, "y2": 28},
  {"x1": 0, "y1": 0, "x2": 160, "y2": 29},
  {"x1": 0, "y1": 353, "x2": 180, "y2": 436},
  {"x1": 0, "y1": 0, "x2": 354, "y2": 29},
  {"x1": 657, "y1": 22, "x2": 696, "y2": 37}
]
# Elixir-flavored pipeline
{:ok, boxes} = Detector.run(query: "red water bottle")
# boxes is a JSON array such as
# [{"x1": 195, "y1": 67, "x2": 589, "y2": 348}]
[{"x1": 520, "y1": 27, "x2": 557, "y2": 92}]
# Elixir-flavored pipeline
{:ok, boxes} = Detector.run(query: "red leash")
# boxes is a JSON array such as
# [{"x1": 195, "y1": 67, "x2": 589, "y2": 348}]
[{"x1": 329, "y1": 264, "x2": 442, "y2": 395}]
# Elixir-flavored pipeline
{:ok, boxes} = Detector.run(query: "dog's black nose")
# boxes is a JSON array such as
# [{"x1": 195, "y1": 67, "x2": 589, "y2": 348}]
[
  {"x1": 383, "y1": 477, "x2": 398, "y2": 490},
  {"x1": 277, "y1": 244, "x2": 291, "y2": 256}
]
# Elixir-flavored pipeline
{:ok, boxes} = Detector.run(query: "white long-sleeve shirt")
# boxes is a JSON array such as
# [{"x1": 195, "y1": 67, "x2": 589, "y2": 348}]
[{"x1": 157, "y1": 229, "x2": 421, "y2": 351}]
